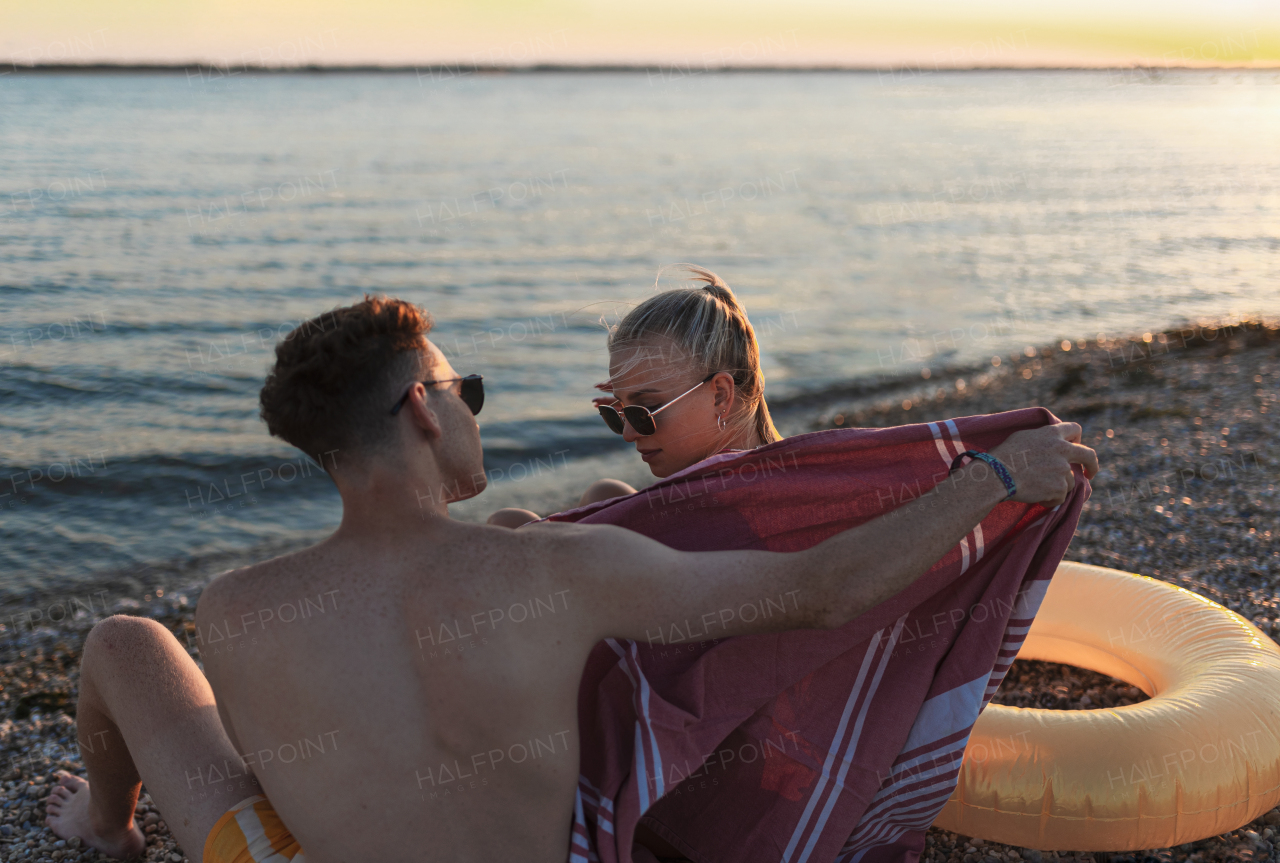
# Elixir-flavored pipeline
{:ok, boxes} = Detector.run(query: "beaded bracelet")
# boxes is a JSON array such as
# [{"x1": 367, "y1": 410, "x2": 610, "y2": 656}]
[{"x1": 949, "y1": 450, "x2": 1017, "y2": 501}]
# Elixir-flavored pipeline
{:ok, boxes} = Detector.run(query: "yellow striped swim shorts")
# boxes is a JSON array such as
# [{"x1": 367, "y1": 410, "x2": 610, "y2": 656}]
[{"x1": 203, "y1": 795, "x2": 306, "y2": 863}]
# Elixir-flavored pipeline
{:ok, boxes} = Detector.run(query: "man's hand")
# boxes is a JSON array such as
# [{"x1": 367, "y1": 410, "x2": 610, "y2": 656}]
[{"x1": 990, "y1": 422, "x2": 1099, "y2": 508}]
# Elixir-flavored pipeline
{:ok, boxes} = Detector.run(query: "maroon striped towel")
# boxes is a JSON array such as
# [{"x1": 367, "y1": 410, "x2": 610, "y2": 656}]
[{"x1": 550, "y1": 408, "x2": 1089, "y2": 863}]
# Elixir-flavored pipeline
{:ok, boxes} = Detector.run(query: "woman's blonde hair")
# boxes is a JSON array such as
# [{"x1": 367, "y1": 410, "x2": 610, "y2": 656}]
[{"x1": 608, "y1": 265, "x2": 782, "y2": 446}]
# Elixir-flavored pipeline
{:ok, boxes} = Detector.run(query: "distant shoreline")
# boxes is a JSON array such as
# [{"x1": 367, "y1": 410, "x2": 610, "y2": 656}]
[{"x1": 3, "y1": 63, "x2": 1280, "y2": 75}]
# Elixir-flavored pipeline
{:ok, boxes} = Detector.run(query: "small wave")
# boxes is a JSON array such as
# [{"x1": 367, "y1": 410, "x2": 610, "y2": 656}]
[
  {"x1": 0, "y1": 450, "x2": 338, "y2": 503},
  {"x1": 0, "y1": 362, "x2": 260, "y2": 406},
  {"x1": 51, "y1": 524, "x2": 124, "y2": 546},
  {"x1": 0, "y1": 281, "x2": 77, "y2": 296}
]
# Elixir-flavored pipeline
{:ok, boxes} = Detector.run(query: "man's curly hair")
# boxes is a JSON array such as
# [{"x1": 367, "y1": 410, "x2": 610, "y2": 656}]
[{"x1": 259, "y1": 295, "x2": 433, "y2": 467}]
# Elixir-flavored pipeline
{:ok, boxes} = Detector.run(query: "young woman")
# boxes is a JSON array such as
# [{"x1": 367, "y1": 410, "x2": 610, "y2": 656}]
[{"x1": 488, "y1": 265, "x2": 780, "y2": 527}]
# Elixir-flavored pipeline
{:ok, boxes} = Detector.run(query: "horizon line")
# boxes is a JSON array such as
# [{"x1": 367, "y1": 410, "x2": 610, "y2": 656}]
[{"x1": 3, "y1": 62, "x2": 1280, "y2": 75}]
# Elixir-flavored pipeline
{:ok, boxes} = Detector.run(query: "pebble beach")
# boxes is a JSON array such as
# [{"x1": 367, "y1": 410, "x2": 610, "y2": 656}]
[{"x1": 0, "y1": 319, "x2": 1276, "y2": 862}]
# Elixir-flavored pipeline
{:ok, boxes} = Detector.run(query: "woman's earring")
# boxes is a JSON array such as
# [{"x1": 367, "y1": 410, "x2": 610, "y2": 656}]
[{"x1": 717, "y1": 413, "x2": 727, "y2": 431}]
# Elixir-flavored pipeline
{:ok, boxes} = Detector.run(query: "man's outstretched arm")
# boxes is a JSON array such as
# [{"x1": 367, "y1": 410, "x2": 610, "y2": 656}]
[{"x1": 538, "y1": 422, "x2": 1098, "y2": 644}]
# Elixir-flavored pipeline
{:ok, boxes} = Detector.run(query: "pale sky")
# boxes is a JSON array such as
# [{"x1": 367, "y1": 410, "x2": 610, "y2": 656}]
[{"x1": 2, "y1": 0, "x2": 1278, "y2": 67}]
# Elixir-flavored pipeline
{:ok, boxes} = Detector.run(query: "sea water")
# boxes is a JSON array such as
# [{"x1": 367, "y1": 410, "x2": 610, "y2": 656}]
[{"x1": 1, "y1": 69, "x2": 1278, "y2": 598}]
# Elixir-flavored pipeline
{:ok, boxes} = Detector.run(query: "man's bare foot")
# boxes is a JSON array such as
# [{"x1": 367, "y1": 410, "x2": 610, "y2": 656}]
[{"x1": 45, "y1": 771, "x2": 146, "y2": 860}]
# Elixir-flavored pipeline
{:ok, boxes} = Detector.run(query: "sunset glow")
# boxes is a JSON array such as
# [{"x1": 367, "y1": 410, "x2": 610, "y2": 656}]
[{"x1": 3, "y1": 0, "x2": 1279, "y2": 67}]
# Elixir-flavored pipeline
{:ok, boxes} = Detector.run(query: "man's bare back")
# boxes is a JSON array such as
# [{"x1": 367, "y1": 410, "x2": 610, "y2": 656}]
[
  {"x1": 45, "y1": 298, "x2": 1096, "y2": 862},
  {"x1": 197, "y1": 522, "x2": 597, "y2": 861}
]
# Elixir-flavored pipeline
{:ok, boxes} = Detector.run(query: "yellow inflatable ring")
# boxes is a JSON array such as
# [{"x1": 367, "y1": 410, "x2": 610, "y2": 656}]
[{"x1": 935, "y1": 561, "x2": 1280, "y2": 850}]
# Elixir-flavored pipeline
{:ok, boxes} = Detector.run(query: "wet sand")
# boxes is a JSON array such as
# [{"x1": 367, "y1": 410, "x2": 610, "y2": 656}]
[{"x1": 0, "y1": 319, "x2": 1276, "y2": 862}]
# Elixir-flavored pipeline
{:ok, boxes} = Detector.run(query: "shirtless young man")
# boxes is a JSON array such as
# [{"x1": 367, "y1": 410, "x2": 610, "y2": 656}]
[{"x1": 44, "y1": 296, "x2": 1098, "y2": 863}]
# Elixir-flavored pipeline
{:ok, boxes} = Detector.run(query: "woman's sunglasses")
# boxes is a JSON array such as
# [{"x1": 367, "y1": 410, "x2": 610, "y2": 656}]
[
  {"x1": 389, "y1": 374, "x2": 484, "y2": 416},
  {"x1": 598, "y1": 373, "x2": 715, "y2": 436}
]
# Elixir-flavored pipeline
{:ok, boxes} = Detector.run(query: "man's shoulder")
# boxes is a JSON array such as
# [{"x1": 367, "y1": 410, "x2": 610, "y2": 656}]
[
  {"x1": 516, "y1": 519, "x2": 627, "y2": 541},
  {"x1": 511, "y1": 520, "x2": 642, "y2": 560},
  {"x1": 196, "y1": 547, "x2": 311, "y2": 622},
  {"x1": 509, "y1": 521, "x2": 678, "y2": 595}
]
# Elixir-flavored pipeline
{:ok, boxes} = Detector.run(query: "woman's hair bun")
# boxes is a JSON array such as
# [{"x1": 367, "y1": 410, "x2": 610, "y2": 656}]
[
  {"x1": 702, "y1": 282, "x2": 736, "y2": 304},
  {"x1": 682, "y1": 265, "x2": 741, "y2": 311}
]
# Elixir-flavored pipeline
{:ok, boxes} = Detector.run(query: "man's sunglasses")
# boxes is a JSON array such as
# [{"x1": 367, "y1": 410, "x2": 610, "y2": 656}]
[
  {"x1": 598, "y1": 373, "x2": 715, "y2": 436},
  {"x1": 389, "y1": 375, "x2": 484, "y2": 416}
]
